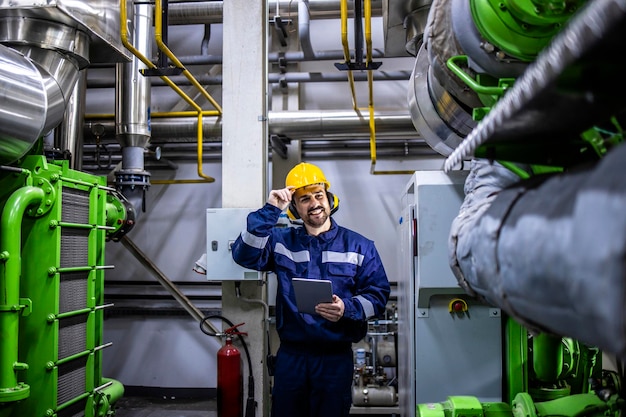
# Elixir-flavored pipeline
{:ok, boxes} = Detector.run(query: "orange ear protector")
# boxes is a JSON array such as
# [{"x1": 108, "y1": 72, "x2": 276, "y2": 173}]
[{"x1": 287, "y1": 192, "x2": 339, "y2": 220}]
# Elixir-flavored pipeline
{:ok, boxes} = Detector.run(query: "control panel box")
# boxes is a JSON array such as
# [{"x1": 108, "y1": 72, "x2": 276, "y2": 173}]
[{"x1": 205, "y1": 208, "x2": 262, "y2": 281}]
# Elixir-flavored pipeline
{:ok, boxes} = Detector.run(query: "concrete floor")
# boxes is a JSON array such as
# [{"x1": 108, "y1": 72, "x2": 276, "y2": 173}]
[
  {"x1": 111, "y1": 396, "x2": 399, "y2": 417},
  {"x1": 113, "y1": 396, "x2": 217, "y2": 417}
]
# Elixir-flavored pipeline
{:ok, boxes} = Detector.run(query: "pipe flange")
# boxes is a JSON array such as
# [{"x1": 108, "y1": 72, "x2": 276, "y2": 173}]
[
  {"x1": 114, "y1": 170, "x2": 151, "y2": 189},
  {"x1": 26, "y1": 178, "x2": 56, "y2": 218}
]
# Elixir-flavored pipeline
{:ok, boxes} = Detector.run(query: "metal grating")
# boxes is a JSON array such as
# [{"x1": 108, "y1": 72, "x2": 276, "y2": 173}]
[
  {"x1": 58, "y1": 314, "x2": 88, "y2": 360},
  {"x1": 60, "y1": 271, "x2": 89, "y2": 313},
  {"x1": 56, "y1": 397, "x2": 86, "y2": 417},
  {"x1": 62, "y1": 187, "x2": 91, "y2": 224},
  {"x1": 60, "y1": 229, "x2": 90, "y2": 268},
  {"x1": 57, "y1": 357, "x2": 87, "y2": 406}
]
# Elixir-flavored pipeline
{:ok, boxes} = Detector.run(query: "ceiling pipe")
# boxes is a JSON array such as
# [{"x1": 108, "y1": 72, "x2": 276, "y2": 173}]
[
  {"x1": 84, "y1": 110, "x2": 420, "y2": 143},
  {"x1": 299, "y1": 1, "x2": 315, "y2": 59},
  {"x1": 86, "y1": 70, "x2": 410, "y2": 89},
  {"x1": 92, "y1": 49, "x2": 386, "y2": 68},
  {"x1": 155, "y1": 0, "x2": 221, "y2": 182},
  {"x1": 154, "y1": 0, "x2": 223, "y2": 114},
  {"x1": 79, "y1": 138, "x2": 437, "y2": 172},
  {"x1": 119, "y1": 0, "x2": 220, "y2": 184},
  {"x1": 166, "y1": 0, "x2": 383, "y2": 25},
  {"x1": 339, "y1": 0, "x2": 359, "y2": 112}
]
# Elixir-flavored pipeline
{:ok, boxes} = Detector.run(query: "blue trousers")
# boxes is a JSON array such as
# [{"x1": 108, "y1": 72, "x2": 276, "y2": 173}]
[{"x1": 271, "y1": 343, "x2": 353, "y2": 417}]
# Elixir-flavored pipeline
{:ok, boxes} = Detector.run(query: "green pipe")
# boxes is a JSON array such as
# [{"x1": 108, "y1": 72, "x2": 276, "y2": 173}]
[
  {"x1": 533, "y1": 333, "x2": 563, "y2": 383},
  {"x1": 0, "y1": 185, "x2": 44, "y2": 402},
  {"x1": 100, "y1": 378, "x2": 124, "y2": 404},
  {"x1": 94, "y1": 378, "x2": 125, "y2": 417}
]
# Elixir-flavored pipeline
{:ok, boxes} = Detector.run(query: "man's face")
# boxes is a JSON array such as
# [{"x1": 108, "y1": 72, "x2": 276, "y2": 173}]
[{"x1": 293, "y1": 184, "x2": 330, "y2": 229}]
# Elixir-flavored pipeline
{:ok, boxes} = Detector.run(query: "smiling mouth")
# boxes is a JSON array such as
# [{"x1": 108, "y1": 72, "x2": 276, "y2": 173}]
[{"x1": 308, "y1": 206, "x2": 324, "y2": 215}]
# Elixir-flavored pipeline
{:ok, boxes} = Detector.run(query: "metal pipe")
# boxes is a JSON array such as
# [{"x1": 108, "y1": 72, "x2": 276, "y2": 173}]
[
  {"x1": 101, "y1": 48, "x2": 386, "y2": 67},
  {"x1": 154, "y1": 0, "x2": 223, "y2": 114},
  {"x1": 154, "y1": 0, "x2": 220, "y2": 182},
  {"x1": 116, "y1": 2, "x2": 153, "y2": 149},
  {"x1": 339, "y1": 0, "x2": 359, "y2": 112},
  {"x1": 119, "y1": 0, "x2": 217, "y2": 183},
  {"x1": 84, "y1": 110, "x2": 420, "y2": 142},
  {"x1": 119, "y1": 235, "x2": 220, "y2": 335},
  {"x1": 0, "y1": 42, "x2": 74, "y2": 165},
  {"x1": 86, "y1": 70, "x2": 410, "y2": 89},
  {"x1": 299, "y1": 1, "x2": 315, "y2": 59},
  {"x1": 81, "y1": 139, "x2": 433, "y2": 164},
  {"x1": 115, "y1": 1, "x2": 153, "y2": 216},
  {"x1": 0, "y1": 185, "x2": 45, "y2": 402},
  {"x1": 55, "y1": 70, "x2": 87, "y2": 170},
  {"x1": 167, "y1": 0, "x2": 383, "y2": 25}
]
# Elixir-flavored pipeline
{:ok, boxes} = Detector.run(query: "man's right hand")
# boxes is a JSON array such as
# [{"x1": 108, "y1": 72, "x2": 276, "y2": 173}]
[{"x1": 268, "y1": 186, "x2": 295, "y2": 210}]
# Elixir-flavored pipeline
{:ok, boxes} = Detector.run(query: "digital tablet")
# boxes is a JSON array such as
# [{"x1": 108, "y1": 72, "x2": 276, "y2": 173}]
[{"x1": 292, "y1": 278, "x2": 333, "y2": 315}]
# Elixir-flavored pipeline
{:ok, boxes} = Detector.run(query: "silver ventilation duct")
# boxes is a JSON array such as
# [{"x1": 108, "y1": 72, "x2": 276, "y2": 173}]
[
  {"x1": 114, "y1": 2, "x2": 153, "y2": 215},
  {"x1": 0, "y1": 0, "x2": 131, "y2": 166}
]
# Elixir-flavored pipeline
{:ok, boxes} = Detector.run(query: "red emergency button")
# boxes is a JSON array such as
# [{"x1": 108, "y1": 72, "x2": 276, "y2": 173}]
[{"x1": 448, "y1": 298, "x2": 468, "y2": 313}]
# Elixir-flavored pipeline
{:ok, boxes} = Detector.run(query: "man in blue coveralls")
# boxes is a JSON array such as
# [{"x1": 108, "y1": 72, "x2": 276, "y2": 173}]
[{"x1": 231, "y1": 162, "x2": 390, "y2": 417}]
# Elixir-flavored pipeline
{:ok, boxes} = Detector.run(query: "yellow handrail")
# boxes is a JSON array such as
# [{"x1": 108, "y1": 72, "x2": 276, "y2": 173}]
[{"x1": 119, "y1": 0, "x2": 216, "y2": 182}]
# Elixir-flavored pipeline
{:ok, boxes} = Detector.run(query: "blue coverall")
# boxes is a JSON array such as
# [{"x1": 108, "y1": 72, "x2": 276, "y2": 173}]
[{"x1": 232, "y1": 203, "x2": 390, "y2": 417}]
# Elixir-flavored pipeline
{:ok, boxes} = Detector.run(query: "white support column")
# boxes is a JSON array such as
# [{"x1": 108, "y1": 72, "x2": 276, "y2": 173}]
[{"x1": 223, "y1": 1, "x2": 269, "y2": 416}]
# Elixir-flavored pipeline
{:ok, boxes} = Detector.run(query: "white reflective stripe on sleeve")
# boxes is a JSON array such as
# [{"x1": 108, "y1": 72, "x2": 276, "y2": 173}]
[
  {"x1": 356, "y1": 295, "x2": 375, "y2": 318},
  {"x1": 275, "y1": 242, "x2": 311, "y2": 263},
  {"x1": 322, "y1": 251, "x2": 364, "y2": 266},
  {"x1": 241, "y1": 230, "x2": 269, "y2": 249}
]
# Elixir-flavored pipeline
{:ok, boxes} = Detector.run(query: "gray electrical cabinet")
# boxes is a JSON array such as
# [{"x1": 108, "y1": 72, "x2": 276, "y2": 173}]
[
  {"x1": 205, "y1": 208, "x2": 262, "y2": 281},
  {"x1": 397, "y1": 171, "x2": 502, "y2": 416}
]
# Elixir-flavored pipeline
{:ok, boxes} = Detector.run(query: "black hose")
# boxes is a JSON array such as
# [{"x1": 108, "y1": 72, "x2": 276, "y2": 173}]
[{"x1": 200, "y1": 314, "x2": 256, "y2": 417}]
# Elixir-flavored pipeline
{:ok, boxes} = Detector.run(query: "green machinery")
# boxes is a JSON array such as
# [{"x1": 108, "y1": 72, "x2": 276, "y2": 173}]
[
  {"x1": 0, "y1": 154, "x2": 133, "y2": 417},
  {"x1": 417, "y1": 321, "x2": 624, "y2": 416},
  {"x1": 409, "y1": 0, "x2": 626, "y2": 415}
]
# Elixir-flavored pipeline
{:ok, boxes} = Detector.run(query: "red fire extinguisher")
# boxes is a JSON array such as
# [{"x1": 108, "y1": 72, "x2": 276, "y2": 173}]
[{"x1": 217, "y1": 336, "x2": 243, "y2": 417}]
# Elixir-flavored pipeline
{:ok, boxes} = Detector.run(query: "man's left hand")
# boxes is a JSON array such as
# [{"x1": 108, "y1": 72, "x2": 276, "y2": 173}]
[{"x1": 316, "y1": 295, "x2": 344, "y2": 322}]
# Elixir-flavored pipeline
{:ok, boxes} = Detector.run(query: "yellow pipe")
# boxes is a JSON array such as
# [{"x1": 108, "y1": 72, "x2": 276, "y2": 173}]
[
  {"x1": 154, "y1": 0, "x2": 223, "y2": 114},
  {"x1": 153, "y1": 0, "x2": 217, "y2": 182},
  {"x1": 86, "y1": 110, "x2": 219, "y2": 184},
  {"x1": 120, "y1": 0, "x2": 214, "y2": 183},
  {"x1": 86, "y1": 110, "x2": 221, "y2": 120},
  {"x1": 120, "y1": 0, "x2": 203, "y2": 113},
  {"x1": 364, "y1": 0, "x2": 411, "y2": 175},
  {"x1": 152, "y1": 179, "x2": 217, "y2": 185},
  {"x1": 154, "y1": 110, "x2": 220, "y2": 118},
  {"x1": 195, "y1": 112, "x2": 215, "y2": 182},
  {"x1": 339, "y1": 0, "x2": 360, "y2": 112}
]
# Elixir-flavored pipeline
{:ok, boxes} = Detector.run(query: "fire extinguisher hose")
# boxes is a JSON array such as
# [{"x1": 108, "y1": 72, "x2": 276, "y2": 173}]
[{"x1": 200, "y1": 314, "x2": 256, "y2": 417}]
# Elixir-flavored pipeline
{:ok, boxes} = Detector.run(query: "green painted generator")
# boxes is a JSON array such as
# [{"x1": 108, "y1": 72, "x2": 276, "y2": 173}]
[{"x1": 0, "y1": 155, "x2": 130, "y2": 417}]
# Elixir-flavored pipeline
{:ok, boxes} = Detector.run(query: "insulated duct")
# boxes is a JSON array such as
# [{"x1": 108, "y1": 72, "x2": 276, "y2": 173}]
[
  {"x1": 0, "y1": 0, "x2": 131, "y2": 166},
  {"x1": 84, "y1": 110, "x2": 421, "y2": 143},
  {"x1": 441, "y1": 0, "x2": 626, "y2": 358},
  {"x1": 0, "y1": 27, "x2": 86, "y2": 165},
  {"x1": 407, "y1": 0, "x2": 582, "y2": 157},
  {"x1": 115, "y1": 2, "x2": 153, "y2": 214}
]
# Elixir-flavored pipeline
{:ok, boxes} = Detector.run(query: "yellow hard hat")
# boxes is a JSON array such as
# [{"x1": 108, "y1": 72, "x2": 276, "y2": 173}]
[{"x1": 285, "y1": 162, "x2": 330, "y2": 190}]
